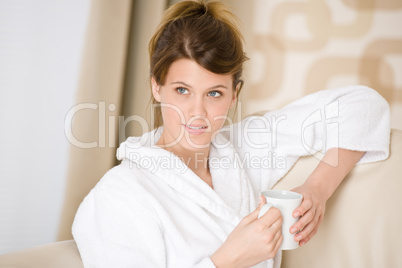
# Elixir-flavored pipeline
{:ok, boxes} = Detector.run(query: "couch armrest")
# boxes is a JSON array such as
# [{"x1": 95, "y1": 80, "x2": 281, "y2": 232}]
[
  {"x1": 0, "y1": 240, "x2": 83, "y2": 268},
  {"x1": 273, "y1": 129, "x2": 402, "y2": 268}
]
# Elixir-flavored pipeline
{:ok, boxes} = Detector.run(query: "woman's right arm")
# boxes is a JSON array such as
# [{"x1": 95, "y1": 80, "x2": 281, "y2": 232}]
[
  {"x1": 211, "y1": 197, "x2": 283, "y2": 268},
  {"x1": 72, "y1": 177, "x2": 167, "y2": 268}
]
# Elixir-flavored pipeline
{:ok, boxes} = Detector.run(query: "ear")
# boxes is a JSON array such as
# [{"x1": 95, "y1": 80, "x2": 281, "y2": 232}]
[
  {"x1": 229, "y1": 83, "x2": 239, "y2": 109},
  {"x1": 151, "y1": 77, "x2": 161, "y2": 102}
]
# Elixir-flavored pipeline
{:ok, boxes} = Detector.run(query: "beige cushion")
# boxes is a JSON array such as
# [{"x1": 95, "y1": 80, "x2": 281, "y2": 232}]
[
  {"x1": 0, "y1": 240, "x2": 82, "y2": 268},
  {"x1": 274, "y1": 129, "x2": 402, "y2": 268}
]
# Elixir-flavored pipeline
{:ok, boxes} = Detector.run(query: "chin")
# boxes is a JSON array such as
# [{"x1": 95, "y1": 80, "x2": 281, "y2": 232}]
[{"x1": 181, "y1": 137, "x2": 212, "y2": 151}]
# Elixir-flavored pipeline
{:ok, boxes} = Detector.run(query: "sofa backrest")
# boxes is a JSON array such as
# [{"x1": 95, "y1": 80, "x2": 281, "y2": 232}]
[{"x1": 273, "y1": 129, "x2": 402, "y2": 268}]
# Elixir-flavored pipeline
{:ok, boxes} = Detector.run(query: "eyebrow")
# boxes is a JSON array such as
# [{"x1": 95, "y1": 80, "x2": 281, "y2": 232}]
[{"x1": 171, "y1": 81, "x2": 229, "y2": 90}]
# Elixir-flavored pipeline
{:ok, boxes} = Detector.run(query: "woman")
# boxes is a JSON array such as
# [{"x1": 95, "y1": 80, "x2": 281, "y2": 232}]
[{"x1": 72, "y1": 1, "x2": 390, "y2": 267}]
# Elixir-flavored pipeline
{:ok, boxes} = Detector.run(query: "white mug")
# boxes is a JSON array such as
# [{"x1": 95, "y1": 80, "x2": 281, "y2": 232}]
[{"x1": 258, "y1": 190, "x2": 303, "y2": 250}]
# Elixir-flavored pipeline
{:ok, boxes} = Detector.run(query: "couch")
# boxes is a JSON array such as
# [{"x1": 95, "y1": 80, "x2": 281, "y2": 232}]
[{"x1": 1, "y1": 129, "x2": 401, "y2": 268}]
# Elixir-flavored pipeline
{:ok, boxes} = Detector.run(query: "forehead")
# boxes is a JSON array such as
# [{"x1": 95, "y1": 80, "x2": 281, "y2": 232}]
[{"x1": 165, "y1": 59, "x2": 233, "y2": 87}]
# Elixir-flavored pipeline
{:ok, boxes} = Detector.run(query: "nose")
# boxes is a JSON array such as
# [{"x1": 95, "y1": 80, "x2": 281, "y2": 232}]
[{"x1": 188, "y1": 95, "x2": 207, "y2": 118}]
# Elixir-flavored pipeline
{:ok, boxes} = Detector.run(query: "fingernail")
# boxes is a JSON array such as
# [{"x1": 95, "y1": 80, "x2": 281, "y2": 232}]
[
  {"x1": 290, "y1": 227, "x2": 298, "y2": 234},
  {"x1": 300, "y1": 241, "x2": 306, "y2": 247},
  {"x1": 258, "y1": 195, "x2": 263, "y2": 206},
  {"x1": 295, "y1": 234, "x2": 302, "y2": 241},
  {"x1": 293, "y1": 212, "x2": 300, "y2": 217}
]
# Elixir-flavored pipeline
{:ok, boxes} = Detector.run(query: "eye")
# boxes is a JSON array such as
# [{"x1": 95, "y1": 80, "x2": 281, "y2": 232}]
[
  {"x1": 176, "y1": 87, "x2": 189, "y2": 94},
  {"x1": 208, "y1": 91, "x2": 221, "y2": 98}
]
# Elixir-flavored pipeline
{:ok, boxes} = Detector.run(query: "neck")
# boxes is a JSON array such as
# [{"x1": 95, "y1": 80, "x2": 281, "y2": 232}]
[
  {"x1": 182, "y1": 150, "x2": 210, "y2": 172},
  {"x1": 181, "y1": 149, "x2": 212, "y2": 188},
  {"x1": 156, "y1": 135, "x2": 212, "y2": 186},
  {"x1": 168, "y1": 144, "x2": 210, "y2": 172}
]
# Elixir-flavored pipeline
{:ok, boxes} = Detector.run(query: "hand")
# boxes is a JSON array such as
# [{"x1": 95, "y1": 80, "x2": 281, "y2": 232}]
[
  {"x1": 289, "y1": 148, "x2": 365, "y2": 246},
  {"x1": 211, "y1": 196, "x2": 283, "y2": 268},
  {"x1": 290, "y1": 183, "x2": 327, "y2": 247}
]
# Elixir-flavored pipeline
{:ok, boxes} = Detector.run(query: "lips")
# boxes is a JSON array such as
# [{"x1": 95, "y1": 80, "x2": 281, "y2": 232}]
[
  {"x1": 183, "y1": 124, "x2": 208, "y2": 135},
  {"x1": 184, "y1": 124, "x2": 207, "y2": 130}
]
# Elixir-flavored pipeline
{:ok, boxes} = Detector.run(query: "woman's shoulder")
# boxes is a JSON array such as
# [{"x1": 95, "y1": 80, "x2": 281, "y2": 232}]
[
  {"x1": 89, "y1": 161, "x2": 156, "y2": 201},
  {"x1": 72, "y1": 162, "x2": 162, "y2": 240}
]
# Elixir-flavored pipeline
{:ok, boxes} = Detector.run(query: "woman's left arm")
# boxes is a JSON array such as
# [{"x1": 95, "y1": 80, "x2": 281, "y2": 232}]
[{"x1": 289, "y1": 148, "x2": 365, "y2": 246}]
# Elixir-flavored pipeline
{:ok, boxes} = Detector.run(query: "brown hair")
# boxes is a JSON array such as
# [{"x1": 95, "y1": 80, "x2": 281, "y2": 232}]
[{"x1": 149, "y1": 0, "x2": 248, "y2": 128}]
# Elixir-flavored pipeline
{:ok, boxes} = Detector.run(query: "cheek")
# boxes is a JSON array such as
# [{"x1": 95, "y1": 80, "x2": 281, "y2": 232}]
[
  {"x1": 159, "y1": 92, "x2": 186, "y2": 115},
  {"x1": 208, "y1": 104, "x2": 231, "y2": 128},
  {"x1": 161, "y1": 105, "x2": 185, "y2": 124}
]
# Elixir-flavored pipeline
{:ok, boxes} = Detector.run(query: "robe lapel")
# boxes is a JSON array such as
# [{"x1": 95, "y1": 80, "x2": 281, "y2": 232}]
[
  {"x1": 146, "y1": 146, "x2": 241, "y2": 224},
  {"x1": 119, "y1": 129, "x2": 253, "y2": 224},
  {"x1": 210, "y1": 133, "x2": 254, "y2": 218}
]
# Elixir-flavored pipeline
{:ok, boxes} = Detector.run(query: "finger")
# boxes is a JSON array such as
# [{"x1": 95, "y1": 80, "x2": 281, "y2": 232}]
[
  {"x1": 258, "y1": 195, "x2": 267, "y2": 208},
  {"x1": 269, "y1": 215, "x2": 283, "y2": 233},
  {"x1": 294, "y1": 213, "x2": 320, "y2": 242},
  {"x1": 290, "y1": 209, "x2": 315, "y2": 234},
  {"x1": 299, "y1": 224, "x2": 318, "y2": 246},
  {"x1": 241, "y1": 201, "x2": 266, "y2": 225},
  {"x1": 272, "y1": 232, "x2": 283, "y2": 254},
  {"x1": 270, "y1": 226, "x2": 282, "y2": 247},
  {"x1": 299, "y1": 215, "x2": 323, "y2": 246},
  {"x1": 263, "y1": 228, "x2": 283, "y2": 259},
  {"x1": 292, "y1": 197, "x2": 312, "y2": 218},
  {"x1": 259, "y1": 207, "x2": 282, "y2": 227}
]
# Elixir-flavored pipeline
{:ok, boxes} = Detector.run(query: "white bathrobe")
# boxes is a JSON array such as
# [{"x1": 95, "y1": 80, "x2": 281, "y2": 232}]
[{"x1": 72, "y1": 85, "x2": 390, "y2": 268}]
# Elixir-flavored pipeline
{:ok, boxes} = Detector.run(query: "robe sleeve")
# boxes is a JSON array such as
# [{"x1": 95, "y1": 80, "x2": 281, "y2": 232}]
[
  {"x1": 72, "y1": 171, "x2": 216, "y2": 268},
  {"x1": 228, "y1": 85, "x2": 390, "y2": 197},
  {"x1": 262, "y1": 85, "x2": 390, "y2": 163},
  {"x1": 72, "y1": 179, "x2": 166, "y2": 267}
]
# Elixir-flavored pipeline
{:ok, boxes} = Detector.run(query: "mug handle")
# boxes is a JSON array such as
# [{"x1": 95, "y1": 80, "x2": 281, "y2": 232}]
[{"x1": 258, "y1": 203, "x2": 274, "y2": 219}]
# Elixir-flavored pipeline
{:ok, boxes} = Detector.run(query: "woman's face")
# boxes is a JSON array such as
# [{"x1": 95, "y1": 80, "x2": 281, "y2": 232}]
[{"x1": 152, "y1": 58, "x2": 236, "y2": 152}]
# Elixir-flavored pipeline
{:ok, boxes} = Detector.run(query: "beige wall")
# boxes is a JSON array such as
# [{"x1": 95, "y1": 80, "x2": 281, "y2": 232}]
[{"x1": 230, "y1": 0, "x2": 402, "y2": 129}]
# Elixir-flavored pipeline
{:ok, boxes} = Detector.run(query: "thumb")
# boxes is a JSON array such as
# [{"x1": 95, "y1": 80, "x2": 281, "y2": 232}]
[
  {"x1": 242, "y1": 195, "x2": 267, "y2": 225},
  {"x1": 258, "y1": 195, "x2": 267, "y2": 208}
]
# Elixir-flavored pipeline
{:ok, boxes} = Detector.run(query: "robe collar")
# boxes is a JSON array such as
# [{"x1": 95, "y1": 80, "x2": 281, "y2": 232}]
[{"x1": 117, "y1": 128, "x2": 254, "y2": 223}]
